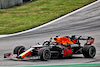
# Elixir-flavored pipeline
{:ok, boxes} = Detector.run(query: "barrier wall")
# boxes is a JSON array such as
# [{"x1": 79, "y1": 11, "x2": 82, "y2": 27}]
[{"x1": 0, "y1": 0, "x2": 23, "y2": 9}]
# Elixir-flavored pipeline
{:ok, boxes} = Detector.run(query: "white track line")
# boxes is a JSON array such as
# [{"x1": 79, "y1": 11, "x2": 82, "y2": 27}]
[{"x1": 0, "y1": 0, "x2": 100, "y2": 38}]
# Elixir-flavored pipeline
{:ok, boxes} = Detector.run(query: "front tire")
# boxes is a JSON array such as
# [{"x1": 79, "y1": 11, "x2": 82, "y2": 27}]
[
  {"x1": 13, "y1": 46, "x2": 25, "y2": 56},
  {"x1": 82, "y1": 45, "x2": 96, "y2": 58}
]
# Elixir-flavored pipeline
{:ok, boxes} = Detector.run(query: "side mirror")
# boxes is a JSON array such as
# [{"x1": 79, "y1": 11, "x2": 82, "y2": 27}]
[
  {"x1": 37, "y1": 43, "x2": 40, "y2": 45},
  {"x1": 50, "y1": 38, "x2": 52, "y2": 42},
  {"x1": 50, "y1": 37, "x2": 52, "y2": 40}
]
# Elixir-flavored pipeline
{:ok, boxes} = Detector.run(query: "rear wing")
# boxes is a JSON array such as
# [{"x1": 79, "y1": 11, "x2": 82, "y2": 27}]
[{"x1": 71, "y1": 35, "x2": 94, "y2": 45}]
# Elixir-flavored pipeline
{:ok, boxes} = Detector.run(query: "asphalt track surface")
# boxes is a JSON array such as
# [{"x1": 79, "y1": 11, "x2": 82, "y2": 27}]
[{"x1": 0, "y1": 1, "x2": 100, "y2": 66}]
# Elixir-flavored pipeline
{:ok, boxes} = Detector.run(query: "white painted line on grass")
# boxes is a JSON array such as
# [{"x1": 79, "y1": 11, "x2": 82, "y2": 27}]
[{"x1": 0, "y1": 0, "x2": 100, "y2": 38}]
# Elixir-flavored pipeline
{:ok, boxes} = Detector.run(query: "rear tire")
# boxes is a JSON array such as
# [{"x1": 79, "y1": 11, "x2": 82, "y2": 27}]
[
  {"x1": 13, "y1": 46, "x2": 25, "y2": 56},
  {"x1": 82, "y1": 45, "x2": 96, "y2": 58},
  {"x1": 38, "y1": 48, "x2": 51, "y2": 61}
]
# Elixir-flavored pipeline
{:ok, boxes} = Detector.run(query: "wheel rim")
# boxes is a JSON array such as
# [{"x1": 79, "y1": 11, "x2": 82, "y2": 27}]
[
  {"x1": 18, "y1": 47, "x2": 25, "y2": 55},
  {"x1": 89, "y1": 47, "x2": 96, "y2": 57},
  {"x1": 43, "y1": 50, "x2": 51, "y2": 60}
]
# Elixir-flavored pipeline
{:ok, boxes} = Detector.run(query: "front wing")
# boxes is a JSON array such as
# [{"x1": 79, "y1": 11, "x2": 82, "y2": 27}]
[{"x1": 4, "y1": 53, "x2": 40, "y2": 61}]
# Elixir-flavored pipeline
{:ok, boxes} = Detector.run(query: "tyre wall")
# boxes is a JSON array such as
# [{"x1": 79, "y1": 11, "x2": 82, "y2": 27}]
[{"x1": 0, "y1": 0, "x2": 23, "y2": 9}]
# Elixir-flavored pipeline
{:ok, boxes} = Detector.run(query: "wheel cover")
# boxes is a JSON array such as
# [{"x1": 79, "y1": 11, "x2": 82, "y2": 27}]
[
  {"x1": 18, "y1": 47, "x2": 25, "y2": 55},
  {"x1": 43, "y1": 50, "x2": 51, "y2": 60},
  {"x1": 89, "y1": 47, "x2": 96, "y2": 57}
]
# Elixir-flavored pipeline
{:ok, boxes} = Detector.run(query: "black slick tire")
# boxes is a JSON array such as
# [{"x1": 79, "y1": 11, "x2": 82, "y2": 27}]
[
  {"x1": 82, "y1": 45, "x2": 96, "y2": 58},
  {"x1": 13, "y1": 46, "x2": 25, "y2": 56},
  {"x1": 38, "y1": 48, "x2": 51, "y2": 61}
]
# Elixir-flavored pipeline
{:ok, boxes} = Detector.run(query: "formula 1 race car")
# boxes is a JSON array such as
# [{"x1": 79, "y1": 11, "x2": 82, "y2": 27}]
[{"x1": 4, "y1": 35, "x2": 96, "y2": 61}]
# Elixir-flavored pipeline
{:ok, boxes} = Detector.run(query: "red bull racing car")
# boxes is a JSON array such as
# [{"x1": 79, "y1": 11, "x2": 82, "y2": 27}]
[{"x1": 4, "y1": 35, "x2": 96, "y2": 61}]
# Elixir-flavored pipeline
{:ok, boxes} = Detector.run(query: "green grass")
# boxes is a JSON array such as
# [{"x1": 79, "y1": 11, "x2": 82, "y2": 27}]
[{"x1": 0, "y1": 0, "x2": 96, "y2": 35}]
